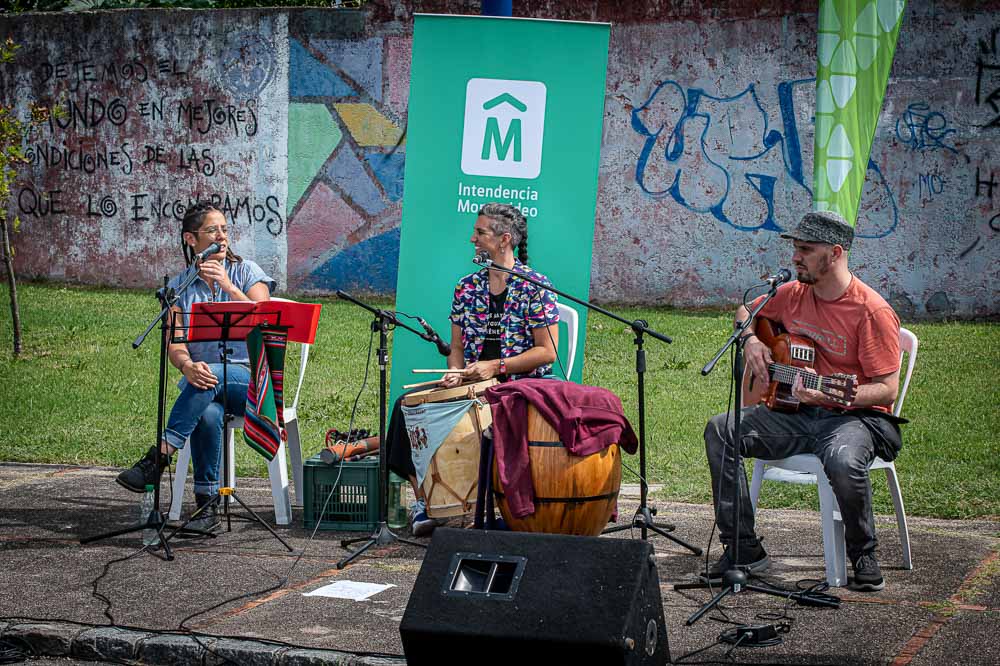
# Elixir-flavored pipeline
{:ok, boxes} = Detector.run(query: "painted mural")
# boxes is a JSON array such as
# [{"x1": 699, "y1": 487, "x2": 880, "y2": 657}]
[
  {"x1": 283, "y1": 32, "x2": 408, "y2": 294},
  {"x1": 1, "y1": 3, "x2": 998, "y2": 318}
]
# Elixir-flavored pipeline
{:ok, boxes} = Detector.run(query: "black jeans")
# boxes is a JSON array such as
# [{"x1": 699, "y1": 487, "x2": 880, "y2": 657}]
[{"x1": 705, "y1": 405, "x2": 892, "y2": 561}]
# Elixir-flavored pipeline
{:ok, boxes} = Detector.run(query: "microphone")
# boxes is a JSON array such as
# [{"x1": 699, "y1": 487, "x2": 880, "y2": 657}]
[
  {"x1": 762, "y1": 268, "x2": 793, "y2": 287},
  {"x1": 417, "y1": 317, "x2": 452, "y2": 357},
  {"x1": 473, "y1": 250, "x2": 493, "y2": 267},
  {"x1": 194, "y1": 242, "x2": 222, "y2": 264}
]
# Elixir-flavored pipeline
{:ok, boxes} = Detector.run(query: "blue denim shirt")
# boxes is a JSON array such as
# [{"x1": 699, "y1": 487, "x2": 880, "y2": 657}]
[{"x1": 168, "y1": 259, "x2": 276, "y2": 365}]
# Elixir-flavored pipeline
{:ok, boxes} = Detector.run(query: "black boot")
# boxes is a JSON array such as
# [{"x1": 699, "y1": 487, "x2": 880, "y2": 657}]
[
  {"x1": 116, "y1": 446, "x2": 169, "y2": 493},
  {"x1": 188, "y1": 493, "x2": 221, "y2": 532}
]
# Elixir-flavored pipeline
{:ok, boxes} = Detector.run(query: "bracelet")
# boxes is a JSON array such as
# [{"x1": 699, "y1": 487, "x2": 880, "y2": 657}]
[{"x1": 498, "y1": 358, "x2": 507, "y2": 375}]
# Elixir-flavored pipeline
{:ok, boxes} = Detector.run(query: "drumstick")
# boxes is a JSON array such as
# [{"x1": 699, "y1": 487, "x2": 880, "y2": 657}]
[
  {"x1": 402, "y1": 378, "x2": 445, "y2": 389},
  {"x1": 411, "y1": 369, "x2": 465, "y2": 374}
]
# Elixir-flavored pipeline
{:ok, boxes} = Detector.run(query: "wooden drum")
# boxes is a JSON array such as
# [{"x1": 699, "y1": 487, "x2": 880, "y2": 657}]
[
  {"x1": 492, "y1": 404, "x2": 621, "y2": 536},
  {"x1": 403, "y1": 379, "x2": 496, "y2": 518}
]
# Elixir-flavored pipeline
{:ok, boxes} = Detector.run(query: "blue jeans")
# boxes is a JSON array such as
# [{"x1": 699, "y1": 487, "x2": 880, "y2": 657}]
[{"x1": 163, "y1": 363, "x2": 250, "y2": 496}]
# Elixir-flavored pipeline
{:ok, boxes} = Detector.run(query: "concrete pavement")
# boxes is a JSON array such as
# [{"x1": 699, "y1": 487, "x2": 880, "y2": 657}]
[{"x1": 1, "y1": 462, "x2": 997, "y2": 665}]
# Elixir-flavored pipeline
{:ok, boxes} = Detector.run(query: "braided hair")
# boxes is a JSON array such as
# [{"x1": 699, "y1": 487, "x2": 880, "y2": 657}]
[
  {"x1": 479, "y1": 202, "x2": 529, "y2": 264},
  {"x1": 181, "y1": 201, "x2": 242, "y2": 266}
]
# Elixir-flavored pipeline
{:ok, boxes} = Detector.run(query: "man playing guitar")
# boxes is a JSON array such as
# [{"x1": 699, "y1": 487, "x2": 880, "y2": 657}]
[{"x1": 703, "y1": 210, "x2": 903, "y2": 592}]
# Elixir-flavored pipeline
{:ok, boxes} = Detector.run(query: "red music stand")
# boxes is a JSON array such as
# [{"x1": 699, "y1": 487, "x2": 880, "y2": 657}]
[
  {"x1": 186, "y1": 300, "x2": 321, "y2": 345},
  {"x1": 163, "y1": 300, "x2": 319, "y2": 551}
]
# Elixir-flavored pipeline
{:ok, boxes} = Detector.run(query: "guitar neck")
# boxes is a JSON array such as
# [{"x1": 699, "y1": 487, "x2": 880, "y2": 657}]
[{"x1": 767, "y1": 362, "x2": 823, "y2": 390}]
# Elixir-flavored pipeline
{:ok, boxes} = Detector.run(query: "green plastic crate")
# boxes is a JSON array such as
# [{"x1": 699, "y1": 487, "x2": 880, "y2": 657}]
[{"x1": 302, "y1": 453, "x2": 380, "y2": 531}]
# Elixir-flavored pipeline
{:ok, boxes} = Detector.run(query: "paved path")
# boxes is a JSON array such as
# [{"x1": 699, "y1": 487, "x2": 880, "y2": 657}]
[{"x1": 1, "y1": 463, "x2": 997, "y2": 664}]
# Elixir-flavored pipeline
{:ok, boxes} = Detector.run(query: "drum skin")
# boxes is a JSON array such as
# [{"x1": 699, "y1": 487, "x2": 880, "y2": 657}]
[
  {"x1": 492, "y1": 404, "x2": 621, "y2": 536},
  {"x1": 404, "y1": 380, "x2": 495, "y2": 518}
]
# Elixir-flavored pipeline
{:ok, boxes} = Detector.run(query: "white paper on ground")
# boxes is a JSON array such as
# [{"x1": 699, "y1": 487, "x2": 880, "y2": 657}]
[{"x1": 303, "y1": 580, "x2": 395, "y2": 601}]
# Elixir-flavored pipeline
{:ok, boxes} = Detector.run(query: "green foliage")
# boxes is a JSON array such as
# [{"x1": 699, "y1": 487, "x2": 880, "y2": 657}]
[
  {"x1": 0, "y1": 39, "x2": 28, "y2": 230},
  {"x1": 1, "y1": 281, "x2": 998, "y2": 520}
]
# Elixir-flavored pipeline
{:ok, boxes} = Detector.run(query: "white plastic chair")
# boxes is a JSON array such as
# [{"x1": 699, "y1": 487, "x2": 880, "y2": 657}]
[
  {"x1": 168, "y1": 297, "x2": 312, "y2": 525},
  {"x1": 555, "y1": 301, "x2": 579, "y2": 380},
  {"x1": 169, "y1": 415, "x2": 292, "y2": 525},
  {"x1": 748, "y1": 327, "x2": 917, "y2": 587}
]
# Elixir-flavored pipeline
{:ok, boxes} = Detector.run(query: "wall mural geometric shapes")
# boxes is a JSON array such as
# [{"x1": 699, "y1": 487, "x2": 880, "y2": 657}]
[
  {"x1": 324, "y1": 147, "x2": 388, "y2": 216},
  {"x1": 287, "y1": 102, "x2": 342, "y2": 214},
  {"x1": 306, "y1": 227, "x2": 401, "y2": 293},
  {"x1": 289, "y1": 38, "x2": 357, "y2": 99},
  {"x1": 310, "y1": 38, "x2": 384, "y2": 102},
  {"x1": 364, "y1": 150, "x2": 406, "y2": 202},
  {"x1": 384, "y1": 36, "x2": 413, "y2": 119},
  {"x1": 334, "y1": 103, "x2": 405, "y2": 147},
  {"x1": 286, "y1": 181, "x2": 361, "y2": 280}
]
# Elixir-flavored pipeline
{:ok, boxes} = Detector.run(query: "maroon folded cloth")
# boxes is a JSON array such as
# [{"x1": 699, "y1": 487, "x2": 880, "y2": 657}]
[{"x1": 484, "y1": 379, "x2": 638, "y2": 518}]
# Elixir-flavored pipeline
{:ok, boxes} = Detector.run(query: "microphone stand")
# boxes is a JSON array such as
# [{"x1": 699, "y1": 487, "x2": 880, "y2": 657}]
[
  {"x1": 81, "y1": 268, "x2": 212, "y2": 556},
  {"x1": 476, "y1": 257, "x2": 700, "y2": 554},
  {"x1": 335, "y1": 290, "x2": 432, "y2": 569},
  {"x1": 673, "y1": 279, "x2": 837, "y2": 624}
]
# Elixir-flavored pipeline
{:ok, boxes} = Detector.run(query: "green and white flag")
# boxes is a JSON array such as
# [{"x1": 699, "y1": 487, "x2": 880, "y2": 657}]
[{"x1": 813, "y1": 0, "x2": 906, "y2": 224}]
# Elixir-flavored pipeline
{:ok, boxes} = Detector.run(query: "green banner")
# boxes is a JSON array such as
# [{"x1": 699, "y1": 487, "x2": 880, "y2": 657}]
[
  {"x1": 390, "y1": 15, "x2": 610, "y2": 404},
  {"x1": 813, "y1": 0, "x2": 906, "y2": 224}
]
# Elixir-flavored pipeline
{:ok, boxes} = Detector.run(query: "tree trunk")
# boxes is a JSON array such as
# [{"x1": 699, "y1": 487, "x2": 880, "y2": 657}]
[{"x1": 0, "y1": 216, "x2": 22, "y2": 357}]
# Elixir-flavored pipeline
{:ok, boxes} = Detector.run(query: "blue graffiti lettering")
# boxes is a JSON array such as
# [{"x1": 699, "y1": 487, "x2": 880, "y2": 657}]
[
  {"x1": 918, "y1": 172, "x2": 946, "y2": 200},
  {"x1": 895, "y1": 103, "x2": 958, "y2": 153},
  {"x1": 632, "y1": 77, "x2": 898, "y2": 238}
]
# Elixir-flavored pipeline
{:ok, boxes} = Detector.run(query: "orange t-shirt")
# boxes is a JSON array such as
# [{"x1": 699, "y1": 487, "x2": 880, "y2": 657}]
[{"x1": 755, "y1": 276, "x2": 900, "y2": 413}]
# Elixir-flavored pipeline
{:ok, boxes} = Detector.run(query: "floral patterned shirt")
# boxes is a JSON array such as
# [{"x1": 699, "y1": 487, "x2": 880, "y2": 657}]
[{"x1": 450, "y1": 260, "x2": 559, "y2": 379}]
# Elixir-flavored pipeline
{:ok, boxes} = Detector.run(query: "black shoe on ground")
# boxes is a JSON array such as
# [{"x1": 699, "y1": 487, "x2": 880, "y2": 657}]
[
  {"x1": 116, "y1": 446, "x2": 170, "y2": 493},
  {"x1": 699, "y1": 539, "x2": 770, "y2": 581},
  {"x1": 849, "y1": 551, "x2": 885, "y2": 591},
  {"x1": 187, "y1": 493, "x2": 221, "y2": 533}
]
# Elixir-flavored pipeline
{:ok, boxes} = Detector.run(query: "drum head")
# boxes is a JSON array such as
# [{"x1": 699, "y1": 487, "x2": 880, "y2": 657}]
[{"x1": 403, "y1": 378, "x2": 497, "y2": 406}]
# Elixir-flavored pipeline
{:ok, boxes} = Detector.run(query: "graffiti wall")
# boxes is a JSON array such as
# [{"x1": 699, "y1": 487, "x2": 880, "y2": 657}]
[
  {"x1": 596, "y1": 3, "x2": 1000, "y2": 319},
  {"x1": 2, "y1": 2, "x2": 998, "y2": 318},
  {"x1": 0, "y1": 10, "x2": 290, "y2": 287}
]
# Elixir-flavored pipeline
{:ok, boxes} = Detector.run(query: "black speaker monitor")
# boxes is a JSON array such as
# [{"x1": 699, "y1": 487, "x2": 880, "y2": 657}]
[{"x1": 400, "y1": 528, "x2": 669, "y2": 665}]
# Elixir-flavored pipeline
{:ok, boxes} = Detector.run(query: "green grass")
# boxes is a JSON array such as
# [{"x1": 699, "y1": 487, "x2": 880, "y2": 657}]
[{"x1": 1, "y1": 281, "x2": 998, "y2": 520}]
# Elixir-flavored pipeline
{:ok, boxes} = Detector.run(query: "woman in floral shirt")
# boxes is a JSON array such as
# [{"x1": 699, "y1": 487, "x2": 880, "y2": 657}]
[
  {"x1": 440, "y1": 203, "x2": 559, "y2": 387},
  {"x1": 388, "y1": 203, "x2": 559, "y2": 536}
]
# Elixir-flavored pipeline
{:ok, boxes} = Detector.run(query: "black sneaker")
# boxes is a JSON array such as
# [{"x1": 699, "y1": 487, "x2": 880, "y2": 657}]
[
  {"x1": 187, "y1": 493, "x2": 221, "y2": 533},
  {"x1": 850, "y1": 552, "x2": 885, "y2": 591},
  {"x1": 116, "y1": 446, "x2": 169, "y2": 493},
  {"x1": 700, "y1": 539, "x2": 770, "y2": 581}
]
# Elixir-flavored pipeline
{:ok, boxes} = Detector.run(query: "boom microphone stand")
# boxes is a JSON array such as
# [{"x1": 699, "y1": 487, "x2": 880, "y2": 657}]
[
  {"x1": 673, "y1": 280, "x2": 837, "y2": 624},
  {"x1": 335, "y1": 290, "x2": 436, "y2": 569},
  {"x1": 476, "y1": 256, "x2": 700, "y2": 555},
  {"x1": 81, "y1": 271, "x2": 210, "y2": 556}
]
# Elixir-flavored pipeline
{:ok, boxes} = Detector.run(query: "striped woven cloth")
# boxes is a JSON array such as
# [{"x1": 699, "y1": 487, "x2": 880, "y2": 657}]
[{"x1": 243, "y1": 326, "x2": 287, "y2": 461}]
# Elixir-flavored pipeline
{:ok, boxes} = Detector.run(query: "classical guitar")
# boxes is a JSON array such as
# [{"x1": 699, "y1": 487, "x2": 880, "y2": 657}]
[{"x1": 742, "y1": 318, "x2": 858, "y2": 411}]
